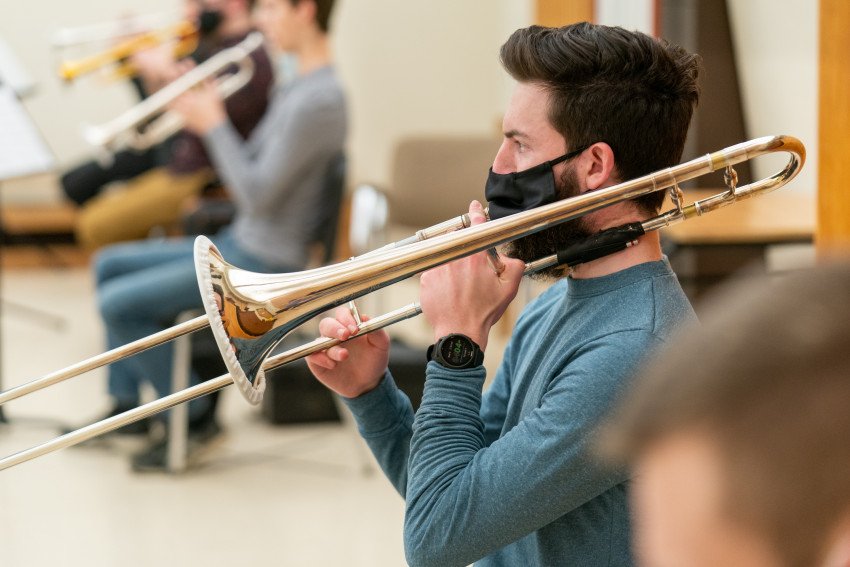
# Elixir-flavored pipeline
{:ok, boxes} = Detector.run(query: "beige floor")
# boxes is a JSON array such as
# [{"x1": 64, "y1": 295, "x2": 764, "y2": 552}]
[
  {"x1": 0, "y1": 267, "x2": 409, "y2": 567},
  {"x1": 0, "y1": 245, "x2": 815, "y2": 567}
]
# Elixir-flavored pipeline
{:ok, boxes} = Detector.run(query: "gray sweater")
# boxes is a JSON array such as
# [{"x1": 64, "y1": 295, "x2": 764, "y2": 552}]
[
  {"x1": 203, "y1": 65, "x2": 347, "y2": 268},
  {"x1": 344, "y1": 259, "x2": 696, "y2": 566}
]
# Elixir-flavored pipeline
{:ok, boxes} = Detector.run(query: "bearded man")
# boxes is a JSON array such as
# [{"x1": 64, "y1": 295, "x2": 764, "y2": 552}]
[{"x1": 307, "y1": 22, "x2": 701, "y2": 567}]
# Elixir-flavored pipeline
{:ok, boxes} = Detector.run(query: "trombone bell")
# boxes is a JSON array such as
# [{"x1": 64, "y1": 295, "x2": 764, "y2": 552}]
[{"x1": 196, "y1": 237, "x2": 286, "y2": 404}]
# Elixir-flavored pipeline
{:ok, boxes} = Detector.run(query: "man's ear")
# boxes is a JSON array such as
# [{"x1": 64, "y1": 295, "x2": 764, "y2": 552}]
[{"x1": 577, "y1": 142, "x2": 617, "y2": 191}]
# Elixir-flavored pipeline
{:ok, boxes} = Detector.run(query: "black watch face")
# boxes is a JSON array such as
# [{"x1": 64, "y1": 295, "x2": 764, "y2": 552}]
[{"x1": 440, "y1": 335, "x2": 475, "y2": 367}]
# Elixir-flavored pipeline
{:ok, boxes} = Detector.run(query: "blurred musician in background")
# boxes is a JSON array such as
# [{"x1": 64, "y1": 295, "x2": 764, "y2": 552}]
[
  {"x1": 307, "y1": 23, "x2": 700, "y2": 566},
  {"x1": 600, "y1": 262, "x2": 850, "y2": 567},
  {"x1": 66, "y1": 0, "x2": 274, "y2": 250},
  {"x1": 83, "y1": 0, "x2": 345, "y2": 472}
]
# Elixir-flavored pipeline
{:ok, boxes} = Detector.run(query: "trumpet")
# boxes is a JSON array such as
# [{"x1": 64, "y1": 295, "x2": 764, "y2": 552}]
[
  {"x1": 57, "y1": 20, "x2": 198, "y2": 83},
  {"x1": 83, "y1": 32, "x2": 264, "y2": 160},
  {"x1": 52, "y1": 12, "x2": 183, "y2": 48},
  {"x1": 0, "y1": 135, "x2": 805, "y2": 470}
]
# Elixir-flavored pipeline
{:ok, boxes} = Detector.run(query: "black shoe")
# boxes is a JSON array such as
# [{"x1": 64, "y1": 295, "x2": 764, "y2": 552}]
[
  {"x1": 131, "y1": 417, "x2": 223, "y2": 472},
  {"x1": 62, "y1": 404, "x2": 152, "y2": 438}
]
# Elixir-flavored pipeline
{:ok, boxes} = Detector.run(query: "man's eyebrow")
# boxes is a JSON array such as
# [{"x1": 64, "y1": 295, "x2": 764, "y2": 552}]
[{"x1": 503, "y1": 129, "x2": 529, "y2": 140}]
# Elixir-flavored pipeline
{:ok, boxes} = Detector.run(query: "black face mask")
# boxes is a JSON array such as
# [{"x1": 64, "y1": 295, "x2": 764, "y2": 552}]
[
  {"x1": 198, "y1": 9, "x2": 224, "y2": 36},
  {"x1": 485, "y1": 145, "x2": 588, "y2": 220}
]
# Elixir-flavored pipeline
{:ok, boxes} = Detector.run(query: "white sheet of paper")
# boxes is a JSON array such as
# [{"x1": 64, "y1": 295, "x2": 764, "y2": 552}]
[
  {"x1": 0, "y1": 37, "x2": 36, "y2": 98},
  {"x1": 0, "y1": 83, "x2": 55, "y2": 181}
]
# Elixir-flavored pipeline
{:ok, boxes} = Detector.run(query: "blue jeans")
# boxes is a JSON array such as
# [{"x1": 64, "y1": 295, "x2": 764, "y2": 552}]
[{"x1": 95, "y1": 231, "x2": 294, "y2": 420}]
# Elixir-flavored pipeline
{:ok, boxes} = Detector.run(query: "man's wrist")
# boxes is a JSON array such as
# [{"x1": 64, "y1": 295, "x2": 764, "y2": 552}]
[
  {"x1": 433, "y1": 327, "x2": 488, "y2": 352},
  {"x1": 428, "y1": 333, "x2": 485, "y2": 369},
  {"x1": 339, "y1": 371, "x2": 386, "y2": 399}
]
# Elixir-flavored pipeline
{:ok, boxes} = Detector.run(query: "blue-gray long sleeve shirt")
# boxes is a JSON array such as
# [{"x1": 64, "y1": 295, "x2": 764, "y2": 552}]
[{"x1": 344, "y1": 259, "x2": 696, "y2": 566}]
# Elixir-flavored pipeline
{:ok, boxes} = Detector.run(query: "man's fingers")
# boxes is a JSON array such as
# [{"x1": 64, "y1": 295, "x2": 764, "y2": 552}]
[
  {"x1": 366, "y1": 329, "x2": 391, "y2": 351},
  {"x1": 306, "y1": 352, "x2": 336, "y2": 370},
  {"x1": 318, "y1": 315, "x2": 350, "y2": 340},
  {"x1": 308, "y1": 345, "x2": 349, "y2": 367},
  {"x1": 325, "y1": 346, "x2": 349, "y2": 362},
  {"x1": 468, "y1": 200, "x2": 487, "y2": 226},
  {"x1": 501, "y1": 257, "x2": 527, "y2": 283}
]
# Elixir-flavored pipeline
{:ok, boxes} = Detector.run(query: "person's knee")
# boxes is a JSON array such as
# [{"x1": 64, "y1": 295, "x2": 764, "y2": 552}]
[
  {"x1": 75, "y1": 205, "x2": 108, "y2": 251},
  {"x1": 93, "y1": 247, "x2": 123, "y2": 285},
  {"x1": 74, "y1": 192, "x2": 155, "y2": 251},
  {"x1": 97, "y1": 281, "x2": 131, "y2": 324}
]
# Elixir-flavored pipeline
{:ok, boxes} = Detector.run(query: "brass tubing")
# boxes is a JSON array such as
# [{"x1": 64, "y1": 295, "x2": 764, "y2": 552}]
[
  {"x1": 0, "y1": 303, "x2": 424, "y2": 471},
  {"x1": 0, "y1": 316, "x2": 208, "y2": 406},
  {"x1": 0, "y1": 135, "x2": 805, "y2": 469},
  {"x1": 196, "y1": 135, "x2": 804, "y2": 402}
]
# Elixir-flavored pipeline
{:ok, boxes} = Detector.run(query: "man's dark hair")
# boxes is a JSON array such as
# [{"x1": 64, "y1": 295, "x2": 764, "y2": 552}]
[
  {"x1": 600, "y1": 262, "x2": 850, "y2": 567},
  {"x1": 500, "y1": 23, "x2": 701, "y2": 214},
  {"x1": 289, "y1": 0, "x2": 336, "y2": 33}
]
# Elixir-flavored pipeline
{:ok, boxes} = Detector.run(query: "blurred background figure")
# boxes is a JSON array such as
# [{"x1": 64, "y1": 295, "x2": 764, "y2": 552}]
[
  {"x1": 64, "y1": 0, "x2": 274, "y2": 250},
  {"x1": 56, "y1": 9, "x2": 196, "y2": 207},
  {"x1": 600, "y1": 262, "x2": 850, "y2": 567},
  {"x1": 82, "y1": 0, "x2": 345, "y2": 472}
]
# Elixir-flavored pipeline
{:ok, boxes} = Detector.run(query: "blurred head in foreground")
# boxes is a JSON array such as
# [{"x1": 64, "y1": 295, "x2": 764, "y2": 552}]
[{"x1": 600, "y1": 262, "x2": 850, "y2": 567}]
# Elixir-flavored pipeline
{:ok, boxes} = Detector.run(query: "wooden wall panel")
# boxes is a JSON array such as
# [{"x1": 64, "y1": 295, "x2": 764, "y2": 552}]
[
  {"x1": 818, "y1": 0, "x2": 850, "y2": 251},
  {"x1": 536, "y1": 0, "x2": 594, "y2": 26}
]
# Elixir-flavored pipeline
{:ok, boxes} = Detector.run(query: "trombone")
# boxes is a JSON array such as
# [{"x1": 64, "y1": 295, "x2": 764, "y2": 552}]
[
  {"x1": 83, "y1": 32, "x2": 264, "y2": 160},
  {"x1": 0, "y1": 135, "x2": 805, "y2": 470},
  {"x1": 57, "y1": 20, "x2": 198, "y2": 83}
]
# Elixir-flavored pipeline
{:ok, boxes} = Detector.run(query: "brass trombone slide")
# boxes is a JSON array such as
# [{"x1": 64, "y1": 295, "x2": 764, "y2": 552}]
[{"x1": 0, "y1": 135, "x2": 805, "y2": 470}]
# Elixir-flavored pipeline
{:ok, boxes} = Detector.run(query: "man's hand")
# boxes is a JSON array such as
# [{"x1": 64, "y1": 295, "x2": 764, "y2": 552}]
[
  {"x1": 419, "y1": 200, "x2": 525, "y2": 351},
  {"x1": 168, "y1": 63, "x2": 228, "y2": 135},
  {"x1": 306, "y1": 306, "x2": 391, "y2": 398}
]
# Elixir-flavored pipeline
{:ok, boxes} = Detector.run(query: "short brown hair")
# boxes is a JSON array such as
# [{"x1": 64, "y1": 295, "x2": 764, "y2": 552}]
[
  {"x1": 500, "y1": 23, "x2": 701, "y2": 214},
  {"x1": 289, "y1": 0, "x2": 335, "y2": 33},
  {"x1": 601, "y1": 262, "x2": 850, "y2": 567}
]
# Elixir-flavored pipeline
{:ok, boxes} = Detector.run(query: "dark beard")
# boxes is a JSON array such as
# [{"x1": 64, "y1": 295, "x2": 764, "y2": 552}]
[{"x1": 503, "y1": 165, "x2": 593, "y2": 280}]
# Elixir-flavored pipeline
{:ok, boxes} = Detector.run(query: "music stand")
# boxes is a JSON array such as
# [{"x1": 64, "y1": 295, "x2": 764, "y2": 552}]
[{"x1": 0, "y1": 81, "x2": 59, "y2": 423}]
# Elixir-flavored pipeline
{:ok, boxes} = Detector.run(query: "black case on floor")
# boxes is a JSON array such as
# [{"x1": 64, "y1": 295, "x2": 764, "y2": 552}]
[{"x1": 190, "y1": 331, "x2": 427, "y2": 424}]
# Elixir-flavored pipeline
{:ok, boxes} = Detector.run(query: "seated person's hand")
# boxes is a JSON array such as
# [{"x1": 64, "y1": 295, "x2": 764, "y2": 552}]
[
  {"x1": 131, "y1": 44, "x2": 181, "y2": 91},
  {"x1": 168, "y1": 71, "x2": 228, "y2": 136}
]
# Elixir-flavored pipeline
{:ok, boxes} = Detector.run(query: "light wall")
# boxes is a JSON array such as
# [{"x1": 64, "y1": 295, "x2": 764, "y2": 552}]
[
  {"x1": 727, "y1": 0, "x2": 818, "y2": 194},
  {"x1": 595, "y1": 0, "x2": 654, "y2": 34},
  {"x1": 594, "y1": 0, "x2": 818, "y2": 196},
  {"x1": 0, "y1": 1, "x2": 816, "y2": 200},
  {"x1": 333, "y1": 0, "x2": 532, "y2": 189},
  {"x1": 0, "y1": 0, "x2": 533, "y2": 201}
]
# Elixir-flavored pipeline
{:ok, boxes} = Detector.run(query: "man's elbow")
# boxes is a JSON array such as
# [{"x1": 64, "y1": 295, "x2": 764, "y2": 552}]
[{"x1": 403, "y1": 521, "x2": 463, "y2": 567}]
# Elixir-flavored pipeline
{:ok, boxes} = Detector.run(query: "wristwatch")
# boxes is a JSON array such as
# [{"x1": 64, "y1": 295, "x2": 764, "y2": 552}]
[{"x1": 427, "y1": 334, "x2": 485, "y2": 369}]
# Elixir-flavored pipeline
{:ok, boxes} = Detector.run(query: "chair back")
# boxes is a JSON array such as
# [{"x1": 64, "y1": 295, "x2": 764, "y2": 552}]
[
  {"x1": 388, "y1": 135, "x2": 501, "y2": 228},
  {"x1": 309, "y1": 151, "x2": 347, "y2": 264}
]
